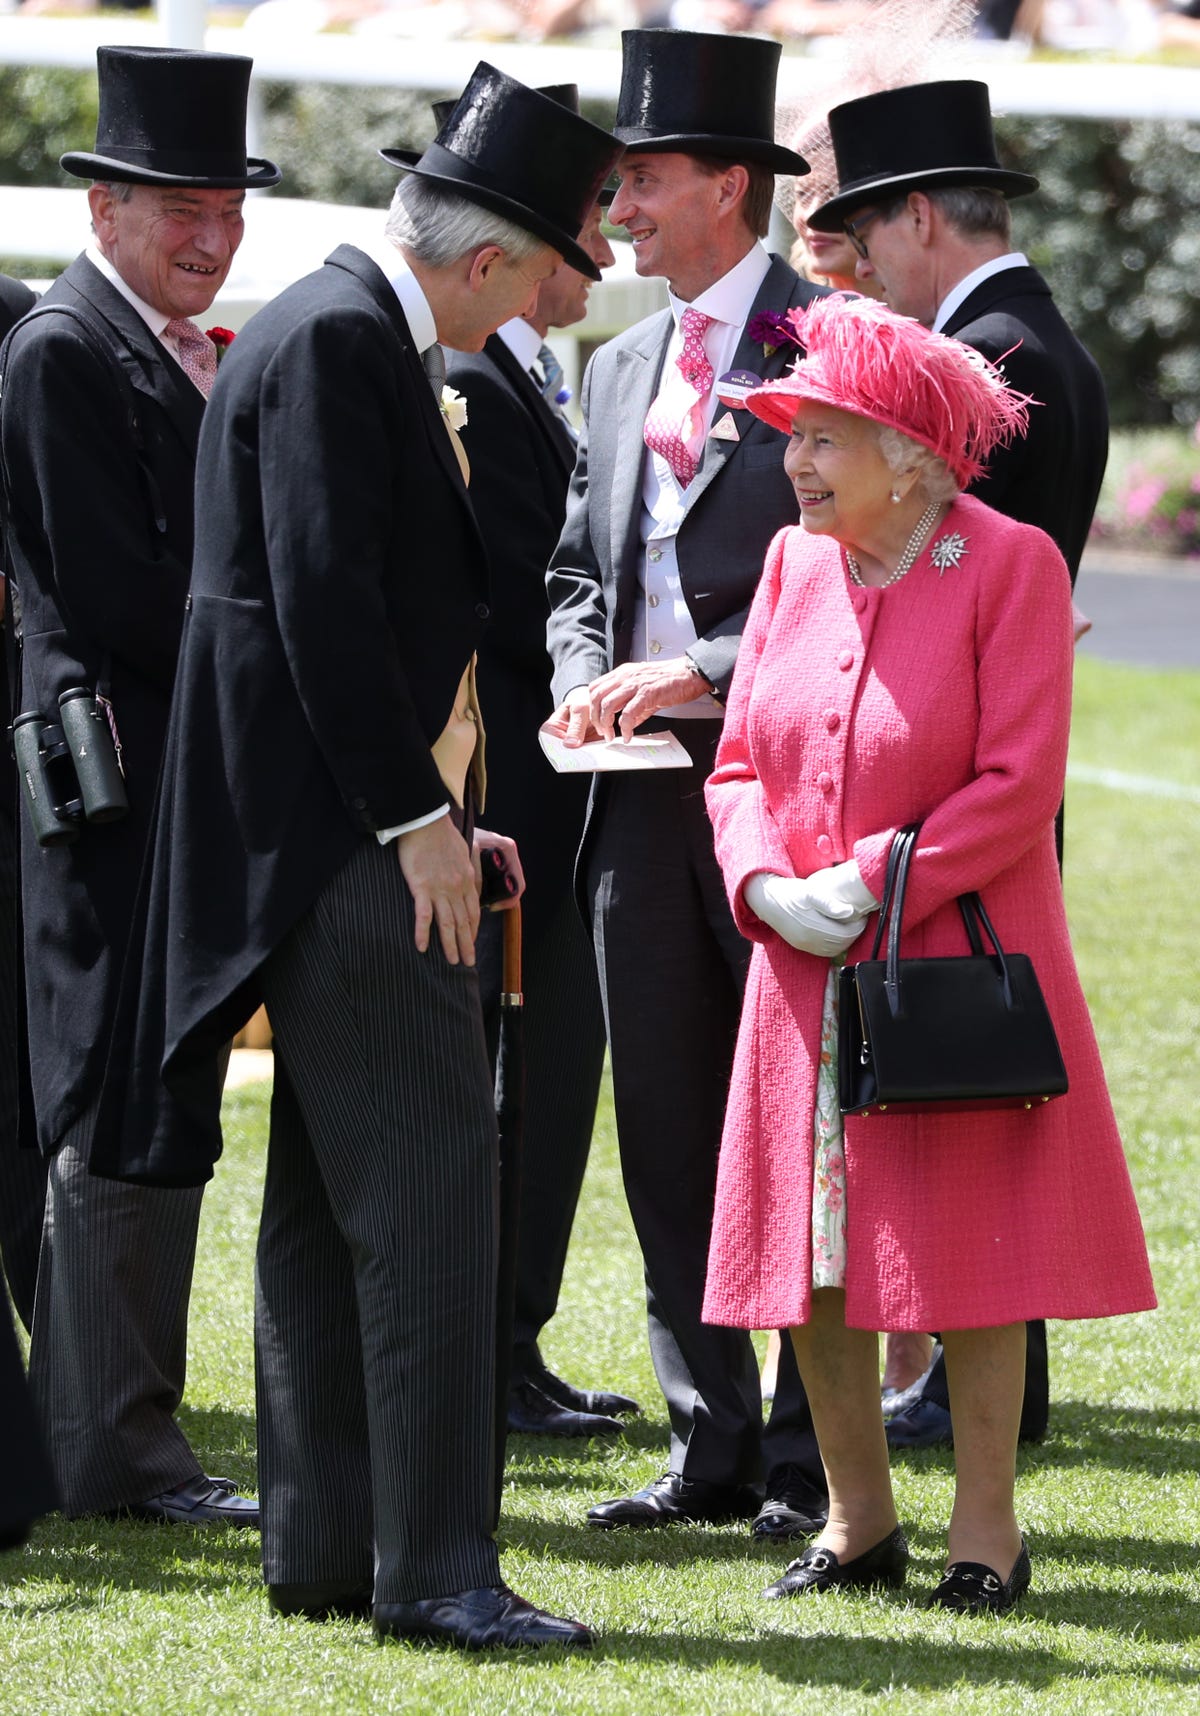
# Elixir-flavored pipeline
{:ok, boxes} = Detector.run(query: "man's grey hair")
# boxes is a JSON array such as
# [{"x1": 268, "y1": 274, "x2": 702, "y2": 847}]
[
  {"x1": 875, "y1": 184, "x2": 1012, "y2": 245},
  {"x1": 877, "y1": 425, "x2": 960, "y2": 503},
  {"x1": 93, "y1": 179, "x2": 136, "y2": 204},
  {"x1": 385, "y1": 178, "x2": 550, "y2": 268}
]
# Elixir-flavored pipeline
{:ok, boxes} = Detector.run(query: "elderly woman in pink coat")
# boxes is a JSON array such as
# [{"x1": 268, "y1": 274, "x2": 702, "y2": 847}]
[{"x1": 703, "y1": 295, "x2": 1155, "y2": 1615}]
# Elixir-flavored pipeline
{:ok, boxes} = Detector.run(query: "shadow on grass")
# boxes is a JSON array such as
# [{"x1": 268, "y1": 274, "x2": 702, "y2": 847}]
[{"x1": 590, "y1": 1626, "x2": 1200, "y2": 1693}]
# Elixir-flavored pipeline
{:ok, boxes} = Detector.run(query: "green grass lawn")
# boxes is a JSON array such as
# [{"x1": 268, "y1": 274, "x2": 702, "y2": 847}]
[{"x1": 2, "y1": 654, "x2": 1198, "y2": 1714}]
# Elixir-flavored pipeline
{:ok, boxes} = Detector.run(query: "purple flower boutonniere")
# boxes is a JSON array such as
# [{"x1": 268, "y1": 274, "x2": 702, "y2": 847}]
[{"x1": 747, "y1": 309, "x2": 805, "y2": 361}]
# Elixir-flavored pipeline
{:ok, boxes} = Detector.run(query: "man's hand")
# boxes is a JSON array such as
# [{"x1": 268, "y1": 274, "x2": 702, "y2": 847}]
[
  {"x1": 473, "y1": 827, "x2": 526, "y2": 911},
  {"x1": 585, "y1": 657, "x2": 708, "y2": 740},
  {"x1": 543, "y1": 686, "x2": 602, "y2": 749},
  {"x1": 396, "y1": 816, "x2": 479, "y2": 965}
]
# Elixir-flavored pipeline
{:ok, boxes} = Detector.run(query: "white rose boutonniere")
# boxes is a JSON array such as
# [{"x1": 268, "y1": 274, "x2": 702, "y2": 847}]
[{"x1": 440, "y1": 385, "x2": 468, "y2": 433}]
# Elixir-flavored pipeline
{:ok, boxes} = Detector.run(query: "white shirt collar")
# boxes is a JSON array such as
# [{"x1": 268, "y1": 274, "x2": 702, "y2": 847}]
[
  {"x1": 359, "y1": 235, "x2": 439, "y2": 354},
  {"x1": 85, "y1": 244, "x2": 171, "y2": 337},
  {"x1": 496, "y1": 316, "x2": 544, "y2": 374},
  {"x1": 933, "y1": 253, "x2": 1029, "y2": 333},
  {"x1": 666, "y1": 241, "x2": 772, "y2": 332}
]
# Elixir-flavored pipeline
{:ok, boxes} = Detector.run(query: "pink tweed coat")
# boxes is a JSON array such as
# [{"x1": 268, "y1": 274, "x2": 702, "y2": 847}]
[{"x1": 702, "y1": 495, "x2": 1156, "y2": 1333}]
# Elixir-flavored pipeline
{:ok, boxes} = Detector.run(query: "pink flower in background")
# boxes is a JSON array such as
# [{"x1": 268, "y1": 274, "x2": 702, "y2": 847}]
[{"x1": 1122, "y1": 476, "x2": 1166, "y2": 523}]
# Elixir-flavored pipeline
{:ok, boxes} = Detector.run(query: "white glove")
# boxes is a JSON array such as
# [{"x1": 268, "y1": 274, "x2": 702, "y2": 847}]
[
  {"x1": 801, "y1": 859, "x2": 878, "y2": 918},
  {"x1": 744, "y1": 865, "x2": 876, "y2": 959}
]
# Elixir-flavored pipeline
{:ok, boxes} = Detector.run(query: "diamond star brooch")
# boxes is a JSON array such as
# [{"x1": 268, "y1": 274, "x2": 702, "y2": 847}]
[{"x1": 930, "y1": 531, "x2": 969, "y2": 575}]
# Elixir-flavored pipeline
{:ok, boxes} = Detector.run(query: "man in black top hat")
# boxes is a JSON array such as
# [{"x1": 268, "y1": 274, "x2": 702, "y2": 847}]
[
  {"x1": 92, "y1": 64, "x2": 621, "y2": 1649},
  {"x1": 806, "y1": 76, "x2": 1110, "y2": 1454},
  {"x1": 0, "y1": 44, "x2": 274, "y2": 1527},
  {"x1": 544, "y1": 28, "x2": 829, "y2": 1538},
  {"x1": 441, "y1": 93, "x2": 638, "y2": 1444}
]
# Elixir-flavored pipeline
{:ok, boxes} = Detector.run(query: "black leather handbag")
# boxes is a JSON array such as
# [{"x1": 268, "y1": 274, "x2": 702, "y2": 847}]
[{"x1": 837, "y1": 825, "x2": 1069, "y2": 1117}]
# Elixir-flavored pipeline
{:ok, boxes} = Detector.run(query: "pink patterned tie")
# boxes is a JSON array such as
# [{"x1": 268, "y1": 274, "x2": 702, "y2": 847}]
[
  {"x1": 164, "y1": 317, "x2": 218, "y2": 397},
  {"x1": 643, "y1": 307, "x2": 715, "y2": 488}
]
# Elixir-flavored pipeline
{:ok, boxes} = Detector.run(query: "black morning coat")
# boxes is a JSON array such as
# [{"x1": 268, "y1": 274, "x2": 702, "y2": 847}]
[
  {"x1": 91, "y1": 245, "x2": 492, "y2": 1187},
  {"x1": 0, "y1": 255, "x2": 202, "y2": 1154},
  {"x1": 446, "y1": 332, "x2": 584, "y2": 935},
  {"x1": 946, "y1": 263, "x2": 1109, "y2": 584}
]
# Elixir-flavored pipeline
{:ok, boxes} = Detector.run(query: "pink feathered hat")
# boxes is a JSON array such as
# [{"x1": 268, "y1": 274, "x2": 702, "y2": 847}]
[{"x1": 745, "y1": 294, "x2": 1031, "y2": 489}]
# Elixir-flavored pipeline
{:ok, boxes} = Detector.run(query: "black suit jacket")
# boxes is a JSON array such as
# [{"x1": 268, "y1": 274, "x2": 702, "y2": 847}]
[
  {"x1": 447, "y1": 333, "x2": 585, "y2": 927},
  {"x1": 94, "y1": 245, "x2": 491, "y2": 1186},
  {"x1": 0, "y1": 255, "x2": 202, "y2": 1151},
  {"x1": 943, "y1": 264, "x2": 1108, "y2": 583},
  {"x1": 547, "y1": 254, "x2": 826, "y2": 707}
]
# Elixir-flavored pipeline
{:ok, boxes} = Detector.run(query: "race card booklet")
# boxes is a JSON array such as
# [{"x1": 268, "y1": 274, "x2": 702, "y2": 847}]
[{"x1": 537, "y1": 724, "x2": 694, "y2": 774}]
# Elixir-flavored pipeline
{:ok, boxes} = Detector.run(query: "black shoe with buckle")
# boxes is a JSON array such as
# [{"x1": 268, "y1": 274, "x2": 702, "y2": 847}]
[
  {"x1": 761, "y1": 1525, "x2": 909, "y2": 1598},
  {"x1": 928, "y1": 1540, "x2": 1031, "y2": 1615},
  {"x1": 752, "y1": 1462, "x2": 829, "y2": 1541},
  {"x1": 587, "y1": 1471, "x2": 763, "y2": 1529}
]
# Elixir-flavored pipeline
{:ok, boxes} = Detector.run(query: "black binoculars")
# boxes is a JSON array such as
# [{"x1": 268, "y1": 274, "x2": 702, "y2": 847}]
[{"x1": 12, "y1": 689, "x2": 129, "y2": 848}]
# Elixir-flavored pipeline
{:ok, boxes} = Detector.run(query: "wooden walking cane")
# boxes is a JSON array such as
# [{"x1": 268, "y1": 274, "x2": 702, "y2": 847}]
[{"x1": 492, "y1": 902, "x2": 524, "y2": 1527}]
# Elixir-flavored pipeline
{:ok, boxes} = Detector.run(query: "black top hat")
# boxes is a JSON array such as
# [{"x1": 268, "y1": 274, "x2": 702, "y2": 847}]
[
  {"x1": 613, "y1": 29, "x2": 807, "y2": 176},
  {"x1": 61, "y1": 46, "x2": 280, "y2": 189},
  {"x1": 379, "y1": 65, "x2": 621, "y2": 281},
  {"x1": 806, "y1": 80, "x2": 1037, "y2": 232},
  {"x1": 387, "y1": 84, "x2": 614, "y2": 205}
]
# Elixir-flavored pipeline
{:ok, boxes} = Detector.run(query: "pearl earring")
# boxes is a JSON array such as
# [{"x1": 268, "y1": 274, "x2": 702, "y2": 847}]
[{"x1": 890, "y1": 490, "x2": 901, "y2": 504}]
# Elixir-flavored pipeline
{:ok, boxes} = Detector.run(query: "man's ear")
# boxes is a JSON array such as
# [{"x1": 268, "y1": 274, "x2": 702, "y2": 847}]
[
  {"x1": 88, "y1": 181, "x2": 119, "y2": 246},
  {"x1": 716, "y1": 164, "x2": 750, "y2": 219},
  {"x1": 908, "y1": 192, "x2": 937, "y2": 248},
  {"x1": 466, "y1": 243, "x2": 505, "y2": 292}
]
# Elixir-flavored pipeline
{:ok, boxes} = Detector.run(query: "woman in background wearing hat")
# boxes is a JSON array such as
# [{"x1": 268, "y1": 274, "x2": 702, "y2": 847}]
[{"x1": 701, "y1": 295, "x2": 1154, "y2": 1614}]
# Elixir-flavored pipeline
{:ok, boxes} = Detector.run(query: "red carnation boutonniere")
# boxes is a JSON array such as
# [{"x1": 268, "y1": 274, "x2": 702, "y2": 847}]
[
  {"x1": 206, "y1": 326, "x2": 236, "y2": 365},
  {"x1": 747, "y1": 309, "x2": 805, "y2": 361}
]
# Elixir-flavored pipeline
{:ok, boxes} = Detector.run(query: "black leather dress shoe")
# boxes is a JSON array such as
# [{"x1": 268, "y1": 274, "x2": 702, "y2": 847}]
[
  {"x1": 885, "y1": 1398, "x2": 954, "y2": 1450},
  {"x1": 752, "y1": 1463, "x2": 829, "y2": 1540},
  {"x1": 928, "y1": 1540, "x2": 1031, "y2": 1615},
  {"x1": 761, "y1": 1525, "x2": 909, "y2": 1598},
  {"x1": 374, "y1": 1584, "x2": 592, "y2": 1650},
  {"x1": 534, "y1": 1368, "x2": 641, "y2": 1419},
  {"x1": 587, "y1": 1471, "x2": 763, "y2": 1529},
  {"x1": 109, "y1": 1474, "x2": 260, "y2": 1527},
  {"x1": 507, "y1": 1379, "x2": 623, "y2": 1437},
  {"x1": 268, "y1": 1580, "x2": 374, "y2": 1621}
]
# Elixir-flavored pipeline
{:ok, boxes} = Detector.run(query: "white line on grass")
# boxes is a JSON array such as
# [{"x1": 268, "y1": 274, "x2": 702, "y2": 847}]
[{"x1": 1068, "y1": 762, "x2": 1200, "y2": 804}]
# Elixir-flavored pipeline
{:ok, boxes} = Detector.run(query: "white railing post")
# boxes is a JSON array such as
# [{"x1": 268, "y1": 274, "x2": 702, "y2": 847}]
[{"x1": 157, "y1": 0, "x2": 207, "y2": 51}]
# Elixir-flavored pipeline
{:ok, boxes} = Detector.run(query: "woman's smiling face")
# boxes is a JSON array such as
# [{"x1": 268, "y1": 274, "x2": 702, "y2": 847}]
[{"x1": 783, "y1": 403, "x2": 895, "y2": 548}]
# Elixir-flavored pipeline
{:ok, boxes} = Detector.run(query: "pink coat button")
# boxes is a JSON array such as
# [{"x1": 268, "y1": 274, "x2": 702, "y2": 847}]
[
  {"x1": 818, "y1": 771, "x2": 834, "y2": 793},
  {"x1": 838, "y1": 650, "x2": 854, "y2": 671},
  {"x1": 816, "y1": 834, "x2": 833, "y2": 856},
  {"x1": 824, "y1": 710, "x2": 840, "y2": 732}
]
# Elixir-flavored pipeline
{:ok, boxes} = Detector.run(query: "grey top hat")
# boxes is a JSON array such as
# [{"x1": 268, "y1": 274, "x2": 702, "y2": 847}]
[
  {"x1": 61, "y1": 46, "x2": 280, "y2": 190},
  {"x1": 806, "y1": 80, "x2": 1036, "y2": 232},
  {"x1": 379, "y1": 64, "x2": 621, "y2": 281}
]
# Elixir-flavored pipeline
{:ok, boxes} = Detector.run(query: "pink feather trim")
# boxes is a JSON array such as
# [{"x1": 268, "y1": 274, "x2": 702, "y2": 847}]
[{"x1": 745, "y1": 293, "x2": 1032, "y2": 488}]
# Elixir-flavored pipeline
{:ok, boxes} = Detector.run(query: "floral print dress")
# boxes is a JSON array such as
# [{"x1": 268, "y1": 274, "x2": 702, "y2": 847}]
[{"x1": 811, "y1": 964, "x2": 848, "y2": 1288}]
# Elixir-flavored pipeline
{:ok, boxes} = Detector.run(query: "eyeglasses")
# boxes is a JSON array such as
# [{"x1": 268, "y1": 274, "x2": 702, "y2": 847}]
[{"x1": 844, "y1": 209, "x2": 883, "y2": 261}]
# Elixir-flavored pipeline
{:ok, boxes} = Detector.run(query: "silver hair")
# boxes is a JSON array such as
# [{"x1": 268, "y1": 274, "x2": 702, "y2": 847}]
[
  {"x1": 385, "y1": 177, "x2": 550, "y2": 268},
  {"x1": 925, "y1": 185, "x2": 1012, "y2": 243},
  {"x1": 877, "y1": 424, "x2": 960, "y2": 502},
  {"x1": 93, "y1": 179, "x2": 136, "y2": 203}
]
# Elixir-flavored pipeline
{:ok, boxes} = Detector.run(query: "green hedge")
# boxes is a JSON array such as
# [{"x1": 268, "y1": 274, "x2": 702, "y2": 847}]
[{"x1": 3, "y1": 67, "x2": 1198, "y2": 428}]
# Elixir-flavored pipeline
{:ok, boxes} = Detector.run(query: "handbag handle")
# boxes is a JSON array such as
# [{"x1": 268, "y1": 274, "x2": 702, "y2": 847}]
[{"x1": 877, "y1": 824, "x2": 1016, "y2": 1016}]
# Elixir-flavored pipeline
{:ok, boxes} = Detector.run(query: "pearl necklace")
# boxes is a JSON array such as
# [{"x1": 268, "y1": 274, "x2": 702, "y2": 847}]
[{"x1": 845, "y1": 501, "x2": 943, "y2": 590}]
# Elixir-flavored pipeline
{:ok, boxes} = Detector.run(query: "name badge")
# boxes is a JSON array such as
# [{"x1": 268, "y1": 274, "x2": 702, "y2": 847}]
[{"x1": 715, "y1": 368, "x2": 762, "y2": 409}]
